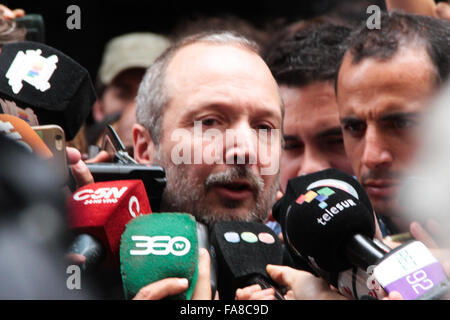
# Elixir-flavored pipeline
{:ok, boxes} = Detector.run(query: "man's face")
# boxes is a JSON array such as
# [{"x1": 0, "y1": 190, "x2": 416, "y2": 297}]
[
  {"x1": 280, "y1": 82, "x2": 353, "y2": 192},
  {"x1": 337, "y1": 46, "x2": 437, "y2": 219},
  {"x1": 152, "y1": 43, "x2": 283, "y2": 225},
  {"x1": 101, "y1": 68, "x2": 145, "y2": 147}
]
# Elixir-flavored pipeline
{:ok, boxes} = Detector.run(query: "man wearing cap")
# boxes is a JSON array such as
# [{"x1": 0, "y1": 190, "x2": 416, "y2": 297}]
[{"x1": 88, "y1": 32, "x2": 171, "y2": 153}]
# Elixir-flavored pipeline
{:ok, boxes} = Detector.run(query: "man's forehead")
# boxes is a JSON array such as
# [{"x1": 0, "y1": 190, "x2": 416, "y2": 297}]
[
  {"x1": 166, "y1": 42, "x2": 274, "y2": 84},
  {"x1": 339, "y1": 45, "x2": 436, "y2": 89},
  {"x1": 163, "y1": 41, "x2": 282, "y2": 116}
]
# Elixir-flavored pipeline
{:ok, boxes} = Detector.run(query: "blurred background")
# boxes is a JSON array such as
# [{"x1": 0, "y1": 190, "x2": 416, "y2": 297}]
[{"x1": 7, "y1": 0, "x2": 389, "y2": 80}]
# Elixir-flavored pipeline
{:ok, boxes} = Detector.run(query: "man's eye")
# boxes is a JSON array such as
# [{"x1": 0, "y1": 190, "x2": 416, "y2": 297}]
[
  {"x1": 343, "y1": 121, "x2": 366, "y2": 137},
  {"x1": 256, "y1": 123, "x2": 274, "y2": 131},
  {"x1": 283, "y1": 140, "x2": 303, "y2": 151},
  {"x1": 201, "y1": 118, "x2": 219, "y2": 126},
  {"x1": 391, "y1": 118, "x2": 417, "y2": 129},
  {"x1": 114, "y1": 89, "x2": 134, "y2": 101}
]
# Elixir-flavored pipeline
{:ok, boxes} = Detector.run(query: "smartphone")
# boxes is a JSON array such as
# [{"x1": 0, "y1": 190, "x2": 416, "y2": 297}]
[
  {"x1": 32, "y1": 124, "x2": 68, "y2": 183},
  {"x1": 87, "y1": 125, "x2": 166, "y2": 211}
]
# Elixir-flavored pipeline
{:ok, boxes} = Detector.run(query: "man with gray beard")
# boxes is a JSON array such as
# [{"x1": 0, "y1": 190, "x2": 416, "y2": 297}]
[
  {"x1": 133, "y1": 31, "x2": 283, "y2": 228},
  {"x1": 129, "y1": 31, "x2": 284, "y2": 299}
]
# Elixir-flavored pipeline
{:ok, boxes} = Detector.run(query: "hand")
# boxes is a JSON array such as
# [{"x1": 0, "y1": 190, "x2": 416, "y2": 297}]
[
  {"x1": 436, "y1": 2, "x2": 450, "y2": 21},
  {"x1": 235, "y1": 284, "x2": 277, "y2": 300},
  {"x1": 382, "y1": 291, "x2": 404, "y2": 300},
  {"x1": 67, "y1": 147, "x2": 94, "y2": 188},
  {"x1": 133, "y1": 278, "x2": 190, "y2": 300},
  {"x1": 66, "y1": 147, "x2": 111, "y2": 189},
  {"x1": 0, "y1": 4, "x2": 25, "y2": 20},
  {"x1": 133, "y1": 248, "x2": 213, "y2": 300},
  {"x1": 385, "y1": 0, "x2": 437, "y2": 16},
  {"x1": 410, "y1": 220, "x2": 450, "y2": 277},
  {"x1": 266, "y1": 265, "x2": 348, "y2": 300},
  {"x1": 267, "y1": 190, "x2": 284, "y2": 242}
]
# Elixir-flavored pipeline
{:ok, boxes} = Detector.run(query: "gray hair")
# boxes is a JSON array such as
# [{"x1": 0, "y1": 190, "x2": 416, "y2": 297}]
[{"x1": 136, "y1": 31, "x2": 272, "y2": 145}]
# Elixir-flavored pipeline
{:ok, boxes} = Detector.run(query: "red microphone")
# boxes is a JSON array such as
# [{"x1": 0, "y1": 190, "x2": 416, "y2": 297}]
[{"x1": 67, "y1": 180, "x2": 152, "y2": 270}]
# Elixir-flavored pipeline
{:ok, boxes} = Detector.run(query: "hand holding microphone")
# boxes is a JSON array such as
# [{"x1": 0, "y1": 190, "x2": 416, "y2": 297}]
[
  {"x1": 120, "y1": 213, "x2": 217, "y2": 300},
  {"x1": 132, "y1": 247, "x2": 212, "y2": 300}
]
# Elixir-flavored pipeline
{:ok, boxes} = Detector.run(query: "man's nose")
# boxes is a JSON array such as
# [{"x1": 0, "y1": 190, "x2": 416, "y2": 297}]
[
  {"x1": 224, "y1": 123, "x2": 258, "y2": 166},
  {"x1": 297, "y1": 147, "x2": 330, "y2": 176},
  {"x1": 361, "y1": 126, "x2": 393, "y2": 170}
]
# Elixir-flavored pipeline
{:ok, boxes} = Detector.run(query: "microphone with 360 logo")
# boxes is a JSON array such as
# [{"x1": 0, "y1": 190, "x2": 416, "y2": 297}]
[
  {"x1": 67, "y1": 180, "x2": 152, "y2": 271},
  {"x1": 119, "y1": 213, "x2": 217, "y2": 300}
]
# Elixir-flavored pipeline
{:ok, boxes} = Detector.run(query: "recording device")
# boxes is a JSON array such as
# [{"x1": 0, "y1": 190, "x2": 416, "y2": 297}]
[
  {"x1": 67, "y1": 180, "x2": 152, "y2": 271},
  {"x1": 120, "y1": 213, "x2": 217, "y2": 300},
  {"x1": 32, "y1": 124, "x2": 68, "y2": 183},
  {"x1": 273, "y1": 169, "x2": 449, "y2": 300},
  {"x1": 15, "y1": 14, "x2": 45, "y2": 43},
  {"x1": 210, "y1": 221, "x2": 285, "y2": 300},
  {"x1": 86, "y1": 125, "x2": 166, "y2": 212}
]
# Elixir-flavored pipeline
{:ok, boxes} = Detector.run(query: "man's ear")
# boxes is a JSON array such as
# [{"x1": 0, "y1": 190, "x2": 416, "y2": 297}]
[
  {"x1": 92, "y1": 99, "x2": 104, "y2": 123},
  {"x1": 133, "y1": 123, "x2": 155, "y2": 164}
]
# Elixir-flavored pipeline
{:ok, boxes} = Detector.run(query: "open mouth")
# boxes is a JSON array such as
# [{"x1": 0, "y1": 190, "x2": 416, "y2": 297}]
[{"x1": 214, "y1": 181, "x2": 254, "y2": 201}]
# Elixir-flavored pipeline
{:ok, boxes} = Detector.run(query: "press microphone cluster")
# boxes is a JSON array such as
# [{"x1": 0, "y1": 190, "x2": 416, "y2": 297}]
[
  {"x1": 118, "y1": 213, "x2": 285, "y2": 300},
  {"x1": 273, "y1": 168, "x2": 449, "y2": 300}
]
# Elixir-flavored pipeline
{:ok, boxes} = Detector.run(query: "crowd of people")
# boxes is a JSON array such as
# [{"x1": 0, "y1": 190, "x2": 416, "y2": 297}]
[{"x1": 0, "y1": 1, "x2": 450, "y2": 301}]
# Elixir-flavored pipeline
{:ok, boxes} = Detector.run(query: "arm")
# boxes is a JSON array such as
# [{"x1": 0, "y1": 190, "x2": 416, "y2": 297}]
[
  {"x1": 385, "y1": 0, "x2": 437, "y2": 16},
  {"x1": 266, "y1": 265, "x2": 348, "y2": 300}
]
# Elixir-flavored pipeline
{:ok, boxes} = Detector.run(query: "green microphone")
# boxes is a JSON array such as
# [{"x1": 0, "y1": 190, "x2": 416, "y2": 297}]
[{"x1": 120, "y1": 213, "x2": 200, "y2": 300}]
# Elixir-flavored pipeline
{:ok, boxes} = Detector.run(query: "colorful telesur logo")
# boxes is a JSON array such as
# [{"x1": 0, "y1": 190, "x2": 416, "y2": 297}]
[{"x1": 295, "y1": 187, "x2": 336, "y2": 209}]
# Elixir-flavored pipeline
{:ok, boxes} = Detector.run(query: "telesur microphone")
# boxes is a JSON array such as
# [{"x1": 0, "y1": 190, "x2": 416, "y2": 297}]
[
  {"x1": 120, "y1": 213, "x2": 216, "y2": 300},
  {"x1": 67, "y1": 180, "x2": 151, "y2": 270},
  {"x1": 273, "y1": 169, "x2": 449, "y2": 299},
  {"x1": 210, "y1": 221, "x2": 285, "y2": 300}
]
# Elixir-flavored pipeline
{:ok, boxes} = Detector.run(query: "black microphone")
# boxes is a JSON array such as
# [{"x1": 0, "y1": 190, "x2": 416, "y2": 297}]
[
  {"x1": 210, "y1": 220, "x2": 285, "y2": 300},
  {"x1": 273, "y1": 169, "x2": 449, "y2": 299},
  {"x1": 0, "y1": 41, "x2": 96, "y2": 140},
  {"x1": 282, "y1": 185, "x2": 379, "y2": 273}
]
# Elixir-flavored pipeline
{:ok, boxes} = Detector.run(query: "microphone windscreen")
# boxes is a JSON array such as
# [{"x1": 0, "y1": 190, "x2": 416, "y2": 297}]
[
  {"x1": 273, "y1": 168, "x2": 373, "y2": 224},
  {"x1": 284, "y1": 185, "x2": 375, "y2": 272},
  {"x1": 67, "y1": 180, "x2": 151, "y2": 264},
  {"x1": 0, "y1": 114, "x2": 52, "y2": 158},
  {"x1": 120, "y1": 213, "x2": 199, "y2": 300},
  {"x1": 210, "y1": 221, "x2": 283, "y2": 300},
  {"x1": 0, "y1": 41, "x2": 96, "y2": 140}
]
